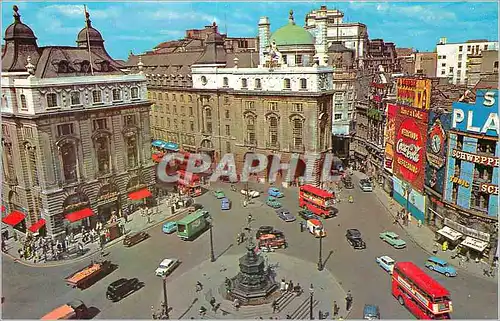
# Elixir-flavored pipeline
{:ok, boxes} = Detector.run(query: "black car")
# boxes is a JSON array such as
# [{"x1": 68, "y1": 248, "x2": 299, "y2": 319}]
[
  {"x1": 106, "y1": 278, "x2": 142, "y2": 302},
  {"x1": 255, "y1": 226, "x2": 284, "y2": 239},
  {"x1": 346, "y1": 229, "x2": 366, "y2": 249},
  {"x1": 298, "y1": 209, "x2": 321, "y2": 221}
]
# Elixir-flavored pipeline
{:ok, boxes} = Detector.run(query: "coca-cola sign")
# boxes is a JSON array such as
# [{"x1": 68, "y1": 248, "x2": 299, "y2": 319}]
[{"x1": 394, "y1": 106, "x2": 428, "y2": 193}]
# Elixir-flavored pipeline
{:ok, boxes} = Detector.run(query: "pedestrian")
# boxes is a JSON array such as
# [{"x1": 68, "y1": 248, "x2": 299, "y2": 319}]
[
  {"x1": 288, "y1": 280, "x2": 293, "y2": 292},
  {"x1": 151, "y1": 305, "x2": 156, "y2": 319},
  {"x1": 286, "y1": 315, "x2": 291, "y2": 319},
  {"x1": 285, "y1": 281, "x2": 289, "y2": 292},
  {"x1": 233, "y1": 298, "x2": 240, "y2": 311},
  {"x1": 333, "y1": 300, "x2": 339, "y2": 317},
  {"x1": 1, "y1": 239, "x2": 6, "y2": 252},
  {"x1": 247, "y1": 214, "x2": 252, "y2": 224},
  {"x1": 272, "y1": 299, "x2": 278, "y2": 313},
  {"x1": 210, "y1": 296, "x2": 216, "y2": 308},
  {"x1": 280, "y1": 278, "x2": 286, "y2": 292},
  {"x1": 300, "y1": 221, "x2": 304, "y2": 233},
  {"x1": 196, "y1": 281, "x2": 203, "y2": 292},
  {"x1": 345, "y1": 290, "x2": 353, "y2": 311},
  {"x1": 318, "y1": 310, "x2": 323, "y2": 320},
  {"x1": 237, "y1": 233, "x2": 241, "y2": 245}
]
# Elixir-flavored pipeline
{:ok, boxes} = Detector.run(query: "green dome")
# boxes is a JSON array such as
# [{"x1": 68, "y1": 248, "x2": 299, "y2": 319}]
[{"x1": 270, "y1": 10, "x2": 314, "y2": 46}]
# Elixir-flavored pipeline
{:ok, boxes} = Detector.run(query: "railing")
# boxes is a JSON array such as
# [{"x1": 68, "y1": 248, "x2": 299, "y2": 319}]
[
  {"x1": 266, "y1": 141, "x2": 280, "y2": 149},
  {"x1": 288, "y1": 143, "x2": 305, "y2": 152}
]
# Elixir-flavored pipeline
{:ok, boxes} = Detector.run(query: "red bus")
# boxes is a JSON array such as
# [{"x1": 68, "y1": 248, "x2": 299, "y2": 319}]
[
  {"x1": 177, "y1": 170, "x2": 202, "y2": 197},
  {"x1": 299, "y1": 184, "x2": 336, "y2": 218},
  {"x1": 392, "y1": 262, "x2": 452, "y2": 319}
]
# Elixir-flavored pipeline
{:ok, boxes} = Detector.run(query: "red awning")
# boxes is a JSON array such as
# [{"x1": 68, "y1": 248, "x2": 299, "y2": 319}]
[
  {"x1": 2, "y1": 211, "x2": 26, "y2": 226},
  {"x1": 28, "y1": 219, "x2": 46, "y2": 233},
  {"x1": 128, "y1": 188, "x2": 152, "y2": 201},
  {"x1": 66, "y1": 208, "x2": 94, "y2": 223}
]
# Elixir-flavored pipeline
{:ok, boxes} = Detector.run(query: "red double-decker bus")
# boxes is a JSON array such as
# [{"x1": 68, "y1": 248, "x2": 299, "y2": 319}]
[
  {"x1": 177, "y1": 170, "x2": 202, "y2": 197},
  {"x1": 298, "y1": 184, "x2": 336, "y2": 218},
  {"x1": 392, "y1": 262, "x2": 452, "y2": 319}
]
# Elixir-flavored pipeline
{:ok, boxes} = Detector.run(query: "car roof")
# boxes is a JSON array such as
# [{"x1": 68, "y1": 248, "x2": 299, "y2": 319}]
[
  {"x1": 384, "y1": 231, "x2": 399, "y2": 237},
  {"x1": 269, "y1": 187, "x2": 279, "y2": 191},
  {"x1": 380, "y1": 255, "x2": 394, "y2": 263},
  {"x1": 363, "y1": 304, "x2": 379, "y2": 314},
  {"x1": 160, "y1": 258, "x2": 174, "y2": 265},
  {"x1": 427, "y1": 256, "x2": 447, "y2": 264},
  {"x1": 110, "y1": 278, "x2": 128, "y2": 287},
  {"x1": 222, "y1": 197, "x2": 229, "y2": 201},
  {"x1": 348, "y1": 228, "x2": 360, "y2": 234}
]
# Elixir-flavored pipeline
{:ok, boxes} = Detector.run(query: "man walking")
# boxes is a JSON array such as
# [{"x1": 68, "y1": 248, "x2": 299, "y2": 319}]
[
  {"x1": 272, "y1": 299, "x2": 278, "y2": 313},
  {"x1": 247, "y1": 214, "x2": 253, "y2": 225},
  {"x1": 345, "y1": 290, "x2": 353, "y2": 311},
  {"x1": 333, "y1": 300, "x2": 339, "y2": 317}
]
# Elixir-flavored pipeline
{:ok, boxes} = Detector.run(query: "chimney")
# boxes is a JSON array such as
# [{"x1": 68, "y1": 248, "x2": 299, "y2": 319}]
[
  {"x1": 439, "y1": 37, "x2": 447, "y2": 45},
  {"x1": 320, "y1": 5, "x2": 327, "y2": 10}
]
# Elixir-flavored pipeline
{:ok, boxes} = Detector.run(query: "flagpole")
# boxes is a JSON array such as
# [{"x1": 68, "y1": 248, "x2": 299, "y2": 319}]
[{"x1": 84, "y1": 5, "x2": 95, "y2": 76}]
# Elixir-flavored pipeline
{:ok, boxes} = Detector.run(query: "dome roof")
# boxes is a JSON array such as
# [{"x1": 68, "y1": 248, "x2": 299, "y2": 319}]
[
  {"x1": 4, "y1": 5, "x2": 37, "y2": 41},
  {"x1": 76, "y1": 11, "x2": 104, "y2": 45},
  {"x1": 270, "y1": 10, "x2": 314, "y2": 46}
]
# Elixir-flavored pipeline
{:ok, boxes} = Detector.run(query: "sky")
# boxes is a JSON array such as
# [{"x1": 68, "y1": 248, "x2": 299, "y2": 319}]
[{"x1": 2, "y1": 1, "x2": 498, "y2": 60}]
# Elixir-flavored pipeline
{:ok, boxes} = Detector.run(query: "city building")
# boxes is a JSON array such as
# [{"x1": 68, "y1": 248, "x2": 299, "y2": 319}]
[
  {"x1": 304, "y1": 5, "x2": 368, "y2": 60},
  {"x1": 414, "y1": 52, "x2": 437, "y2": 78},
  {"x1": 436, "y1": 38, "x2": 499, "y2": 85},
  {"x1": 441, "y1": 89, "x2": 498, "y2": 263},
  {"x1": 361, "y1": 39, "x2": 399, "y2": 73},
  {"x1": 1, "y1": 7, "x2": 154, "y2": 239},
  {"x1": 467, "y1": 50, "x2": 499, "y2": 87},
  {"x1": 396, "y1": 48, "x2": 416, "y2": 75}
]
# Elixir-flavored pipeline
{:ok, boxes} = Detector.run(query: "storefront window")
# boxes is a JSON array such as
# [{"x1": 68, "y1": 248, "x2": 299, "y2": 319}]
[
  {"x1": 126, "y1": 136, "x2": 138, "y2": 168},
  {"x1": 60, "y1": 142, "x2": 77, "y2": 182},
  {"x1": 95, "y1": 136, "x2": 111, "y2": 175}
]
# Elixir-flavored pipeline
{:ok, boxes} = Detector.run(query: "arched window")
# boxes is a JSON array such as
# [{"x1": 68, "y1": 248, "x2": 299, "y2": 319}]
[
  {"x1": 95, "y1": 136, "x2": 111, "y2": 175},
  {"x1": 269, "y1": 116, "x2": 278, "y2": 146},
  {"x1": 2, "y1": 142, "x2": 16, "y2": 183},
  {"x1": 25, "y1": 145, "x2": 39, "y2": 186},
  {"x1": 292, "y1": 118, "x2": 303, "y2": 149},
  {"x1": 112, "y1": 88, "x2": 122, "y2": 101},
  {"x1": 246, "y1": 115, "x2": 256, "y2": 145},
  {"x1": 223, "y1": 77, "x2": 229, "y2": 87},
  {"x1": 60, "y1": 142, "x2": 77, "y2": 182},
  {"x1": 205, "y1": 107, "x2": 212, "y2": 133},
  {"x1": 20, "y1": 94, "x2": 28, "y2": 110},
  {"x1": 126, "y1": 135, "x2": 138, "y2": 168},
  {"x1": 58, "y1": 61, "x2": 69, "y2": 73}
]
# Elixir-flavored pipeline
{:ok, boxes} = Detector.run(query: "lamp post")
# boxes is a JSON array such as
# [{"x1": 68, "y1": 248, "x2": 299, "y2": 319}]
[
  {"x1": 162, "y1": 276, "x2": 170, "y2": 319},
  {"x1": 207, "y1": 215, "x2": 215, "y2": 262},
  {"x1": 402, "y1": 182, "x2": 412, "y2": 225},
  {"x1": 317, "y1": 232, "x2": 324, "y2": 271},
  {"x1": 309, "y1": 283, "x2": 314, "y2": 320}
]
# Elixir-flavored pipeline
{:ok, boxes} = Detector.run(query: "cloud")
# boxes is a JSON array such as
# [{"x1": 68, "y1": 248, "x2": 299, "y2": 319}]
[
  {"x1": 115, "y1": 35, "x2": 162, "y2": 42},
  {"x1": 41, "y1": 4, "x2": 112, "y2": 20},
  {"x1": 148, "y1": 10, "x2": 218, "y2": 24},
  {"x1": 228, "y1": 23, "x2": 255, "y2": 35},
  {"x1": 158, "y1": 30, "x2": 184, "y2": 38}
]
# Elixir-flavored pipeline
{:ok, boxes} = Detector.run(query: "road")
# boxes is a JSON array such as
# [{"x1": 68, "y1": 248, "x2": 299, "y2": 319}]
[{"x1": 2, "y1": 176, "x2": 498, "y2": 319}]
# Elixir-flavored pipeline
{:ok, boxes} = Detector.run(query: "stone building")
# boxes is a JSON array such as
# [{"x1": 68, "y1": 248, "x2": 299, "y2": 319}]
[
  {"x1": 1, "y1": 7, "x2": 154, "y2": 238},
  {"x1": 395, "y1": 48, "x2": 416, "y2": 75},
  {"x1": 467, "y1": 50, "x2": 499, "y2": 88},
  {"x1": 414, "y1": 52, "x2": 437, "y2": 78},
  {"x1": 361, "y1": 39, "x2": 399, "y2": 73}
]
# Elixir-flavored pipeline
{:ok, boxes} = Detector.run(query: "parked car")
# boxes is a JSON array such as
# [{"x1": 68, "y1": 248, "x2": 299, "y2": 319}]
[
  {"x1": 363, "y1": 304, "x2": 380, "y2": 320},
  {"x1": 425, "y1": 256, "x2": 457, "y2": 277},
  {"x1": 266, "y1": 196, "x2": 282, "y2": 209},
  {"x1": 123, "y1": 231, "x2": 149, "y2": 247},
  {"x1": 221, "y1": 197, "x2": 231, "y2": 210},
  {"x1": 268, "y1": 187, "x2": 284, "y2": 198},
  {"x1": 214, "y1": 190, "x2": 226, "y2": 199},
  {"x1": 255, "y1": 226, "x2": 284, "y2": 239},
  {"x1": 106, "y1": 278, "x2": 142, "y2": 302},
  {"x1": 298, "y1": 209, "x2": 322, "y2": 221},
  {"x1": 155, "y1": 258, "x2": 181, "y2": 277},
  {"x1": 162, "y1": 222, "x2": 177, "y2": 234},
  {"x1": 276, "y1": 208, "x2": 296, "y2": 222},
  {"x1": 376, "y1": 255, "x2": 395, "y2": 274},
  {"x1": 359, "y1": 179, "x2": 373, "y2": 192},
  {"x1": 241, "y1": 189, "x2": 260, "y2": 198},
  {"x1": 346, "y1": 228, "x2": 366, "y2": 249},
  {"x1": 379, "y1": 231, "x2": 406, "y2": 249}
]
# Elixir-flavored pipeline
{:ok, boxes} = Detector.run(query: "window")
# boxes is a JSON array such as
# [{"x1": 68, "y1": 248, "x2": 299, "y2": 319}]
[
  {"x1": 225, "y1": 125, "x2": 231, "y2": 136},
  {"x1": 284, "y1": 78, "x2": 291, "y2": 89},
  {"x1": 241, "y1": 78, "x2": 248, "y2": 88},
  {"x1": 57, "y1": 124, "x2": 74, "y2": 136},
  {"x1": 205, "y1": 107, "x2": 212, "y2": 133},
  {"x1": 167, "y1": 118, "x2": 171, "y2": 127},
  {"x1": 224, "y1": 96, "x2": 230, "y2": 104},
  {"x1": 92, "y1": 90, "x2": 102, "y2": 104},
  {"x1": 494, "y1": 61, "x2": 499, "y2": 69},
  {"x1": 174, "y1": 119, "x2": 178, "y2": 130},
  {"x1": 223, "y1": 77, "x2": 229, "y2": 87},
  {"x1": 26, "y1": 145, "x2": 39, "y2": 186},
  {"x1": 95, "y1": 136, "x2": 111, "y2": 175},
  {"x1": 458, "y1": 62, "x2": 462, "y2": 68},
  {"x1": 46, "y1": 93, "x2": 58, "y2": 108},
  {"x1": 268, "y1": 102, "x2": 278, "y2": 111},
  {"x1": 206, "y1": 121, "x2": 212, "y2": 133},
  {"x1": 255, "y1": 78, "x2": 262, "y2": 89},
  {"x1": 20, "y1": 94, "x2": 27, "y2": 110},
  {"x1": 189, "y1": 106, "x2": 193, "y2": 116},
  {"x1": 158, "y1": 93, "x2": 163, "y2": 100},
  {"x1": 225, "y1": 109, "x2": 230, "y2": 119},
  {"x1": 292, "y1": 118, "x2": 303, "y2": 148},
  {"x1": 126, "y1": 136, "x2": 138, "y2": 168},
  {"x1": 201, "y1": 76, "x2": 207, "y2": 85},
  {"x1": 181, "y1": 120, "x2": 185, "y2": 131},
  {"x1": 172, "y1": 94, "x2": 176, "y2": 101},
  {"x1": 334, "y1": 113, "x2": 342, "y2": 120},
  {"x1": 458, "y1": 54, "x2": 463, "y2": 60},
  {"x1": 246, "y1": 116, "x2": 256, "y2": 144},
  {"x1": 3, "y1": 142, "x2": 16, "y2": 183},
  {"x1": 180, "y1": 95, "x2": 184, "y2": 102},
  {"x1": 300, "y1": 78, "x2": 307, "y2": 89},
  {"x1": 58, "y1": 61, "x2": 68, "y2": 73},
  {"x1": 70, "y1": 91, "x2": 81, "y2": 106},
  {"x1": 442, "y1": 55, "x2": 446, "y2": 59},
  {"x1": 457, "y1": 69, "x2": 461, "y2": 75},
  {"x1": 441, "y1": 70, "x2": 446, "y2": 75},
  {"x1": 131, "y1": 87, "x2": 139, "y2": 99},
  {"x1": 190, "y1": 121, "x2": 195, "y2": 131},
  {"x1": 173, "y1": 106, "x2": 177, "y2": 114},
  {"x1": 60, "y1": 142, "x2": 78, "y2": 182},
  {"x1": 166, "y1": 105, "x2": 170, "y2": 113},
  {"x1": 449, "y1": 67, "x2": 454, "y2": 73},
  {"x1": 467, "y1": 45, "x2": 471, "y2": 51},
  {"x1": 93, "y1": 119, "x2": 107, "y2": 131},
  {"x1": 152, "y1": 92, "x2": 157, "y2": 99},
  {"x1": 292, "y1": 103, "x2": 303, "y2": 112},
  {"x1": 484, "y1": 44, "x2": 488, "y2": 50},
  {"x1": 459, "y1": 45, "x2": 463, "y2": 51},
  {"x1": 112, "y1": 88, "x2": 122, "y2": 101},
  {"x1": 245, "y1": 101, "x2": 255, "y2": 109},
  {"x1": 475, "y1": 45, "x2": 480, "y2": 52},
  {"x1": 441, "y1": 63, "x2": 446, "y2": 67},
  {"x1": 282, "y1": 54, "x2": 287, "y2": 64},
  {"x1": 295, "y1": 55, "x2": 303, "y2": 65},
  {"x1": 124, "y1": 115, "x2": 136, "y2": 126},
  {"x1": 269, "y1": 116, "x2": 278, "y2": 146},
  {"x1": 181, "y1": 106, "x2": 185, "y2": 115},
  {"x1": 226, "y1": 141, "x2": 231, "y2": 153}
]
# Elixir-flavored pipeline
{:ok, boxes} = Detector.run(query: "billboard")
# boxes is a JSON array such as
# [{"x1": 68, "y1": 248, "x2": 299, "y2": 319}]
[
  {"x1": 451, "y1": 89, "x2": 498, "y2": 137},
  {"x1": 393, "y1": 105, "x2": 429, "y2": 193},
  {"x1": 396, "y1": 78, "x2": 431, "y2": 110},
  {"x1": 384, "y1": 104, "x2": 397, "y2": 172},
  {"x1": 425, "y1": 111, "x2": 451, "y2": 195}
]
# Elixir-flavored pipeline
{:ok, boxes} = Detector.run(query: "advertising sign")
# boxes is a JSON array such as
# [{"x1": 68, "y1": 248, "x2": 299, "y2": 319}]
[
  {"x1": 425, "y1": 111, "x2": 451, "y2": 194},
  {"x1": 393, "y1": 105, "x2": 428, "y2": 193},
  {"x1": 384, "y1": 104, "x2": 397, "y2": 172},
  {"x1": 396, "y1": 78, "x2": 431, "y2": 110},
  {"x1": 451, "y1": 89, "x2": 499, "y2": 137}
]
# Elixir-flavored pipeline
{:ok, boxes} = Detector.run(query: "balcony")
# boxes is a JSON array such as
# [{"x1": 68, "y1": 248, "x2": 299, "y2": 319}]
[
  {"x1": 289, "y1": 143, "x2": 305, "y2": 152},
  {"x1": 266, "y1": 141, "x2": 280, "y2": 150},
  {"x1": 243, "y1": 139, "x2": 257, "y2": 147}
]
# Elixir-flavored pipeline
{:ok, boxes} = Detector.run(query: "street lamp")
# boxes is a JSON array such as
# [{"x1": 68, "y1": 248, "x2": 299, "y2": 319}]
[
  {"x1": 162, "y1": 276, "x2": 170, "y2": 319},
  {"x1": 207, "y1": 215, "x2": 215, "y2": 262},
  {"x1": 402, "y1": 182, "x2": 412, "y2": 225},
  {"x1": 317, "y1": 232, "x2": 324, "y2": 271},
  {"x1": 309, "y1": 283, "x2": 314, "y2": 320}
]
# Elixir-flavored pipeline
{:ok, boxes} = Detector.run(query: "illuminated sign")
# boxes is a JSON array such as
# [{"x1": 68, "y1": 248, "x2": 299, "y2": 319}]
[
  {"x1": 450, "y1": 176, "x2": 470, "y2": 188},
  {"x1": 480, "y1": 183, "x2": 499, "y2": 195},
  {"x1": 451, "y1": 89, "x2": 499, "y2": 137},
  {"x1": 427, "y1": 119, "x2": 447, "y2": 169},
  {"x1": 384, "y1": 104, "x2": 397, "y2": 172},
  {"x1": 451, "y1": 149, "x2": 499, "y2": 167},
  {"x1": 396, "y1": 78, "x2": 431, "y2": 110}
]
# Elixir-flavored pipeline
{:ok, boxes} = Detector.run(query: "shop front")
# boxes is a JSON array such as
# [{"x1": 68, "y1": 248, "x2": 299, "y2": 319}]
[
  {"x1": 436, "y1": 226, "x2": 463, "y2": 250},
  {"x1": 28, "y1": 218, "x2": 47, "y2": 237},
  {"x1": 95, "y1": 184, "x2": 120, "y2": 224},
  {"x1": 127, "y1": 176, "x2": 153, "y2": 211},
  {"x1": 443, "y1": 217, "x2": 492, "y2": 261},
  {"x1": 62, "y1": 193, "x2": 94, "y2": 234},
  {"x1": 2, "y1": 209, "x2": 27, "y2": 239}
]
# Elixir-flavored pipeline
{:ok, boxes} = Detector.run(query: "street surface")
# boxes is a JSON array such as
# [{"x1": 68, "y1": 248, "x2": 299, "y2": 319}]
[{"x1": 2, "y1": 175, "x2": 498, "y2": 319}]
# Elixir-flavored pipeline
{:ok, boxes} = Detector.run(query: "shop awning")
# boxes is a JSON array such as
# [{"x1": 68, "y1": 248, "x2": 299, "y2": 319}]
[
  {"x1": 437, "y1": 226, "x2": 463, "y2": 242},
  {"x1": 461, "y1": 236, "x2": 488, "y2": 252},
  {"x1": 128, "y1": 188, "x2": 152, "y2": 201},
  {"x1": 66, "y1": 208, "x2": 94, "y2": 223},
  {"x1": 28, "y1": 219, "x2": 46, "y2": 233},
  {"x1": 2, "y1": 211, "x2": 26, "y2": 226}
]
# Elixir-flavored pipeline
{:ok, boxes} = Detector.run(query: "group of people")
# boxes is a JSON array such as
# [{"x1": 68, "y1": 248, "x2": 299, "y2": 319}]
[{"x1": 393, "y1": 209, "x2": 409, "y2": 226}]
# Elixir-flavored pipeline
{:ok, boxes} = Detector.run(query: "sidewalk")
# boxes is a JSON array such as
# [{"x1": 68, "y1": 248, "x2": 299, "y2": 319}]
[
  {"x1": 2, "y1": 197, "x2": 190, "y2": 267},
  {"x1": 353, "y1": 171, "x2": 497, "y2": 282}
]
